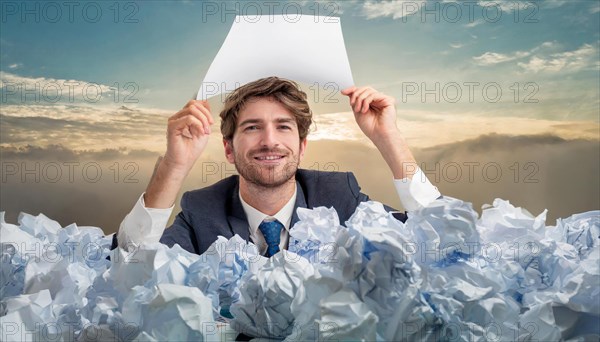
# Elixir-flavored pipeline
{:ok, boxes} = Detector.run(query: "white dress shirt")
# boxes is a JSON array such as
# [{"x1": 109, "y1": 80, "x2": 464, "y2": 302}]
[
  {"x1": 239, "y1": 183, "x2": 297, "y2": 256},
  {"x1": 117, "y1": 167, "x2": 440, "y2": 251}
]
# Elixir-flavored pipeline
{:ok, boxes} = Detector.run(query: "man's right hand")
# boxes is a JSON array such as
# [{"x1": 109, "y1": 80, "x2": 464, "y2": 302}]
[
  {"x1": 163, "y1": 100, "x2": 214, "y2": 176},
  {"x1": 144, "y1": 100, "x2": 214, "y2": 209}
]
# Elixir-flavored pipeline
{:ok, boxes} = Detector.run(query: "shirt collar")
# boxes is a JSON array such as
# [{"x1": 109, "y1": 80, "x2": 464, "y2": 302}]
[{"x1": 239, "y1": 182, "x2": 297, "y2": 234}]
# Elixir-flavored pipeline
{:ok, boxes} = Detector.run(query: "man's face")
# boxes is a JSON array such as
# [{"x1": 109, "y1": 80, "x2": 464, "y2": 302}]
[{"x1": 224, "y1": 96, "x2": 308, "y2": 188}]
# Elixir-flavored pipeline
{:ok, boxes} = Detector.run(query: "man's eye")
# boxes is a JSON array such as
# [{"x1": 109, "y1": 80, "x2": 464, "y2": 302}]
[
  {"x1": 245, "y1": 125, "x2": 258, "y2": 131},
  {"x1": 279, "y1": 125, "x2": 291, "y2": 130}
]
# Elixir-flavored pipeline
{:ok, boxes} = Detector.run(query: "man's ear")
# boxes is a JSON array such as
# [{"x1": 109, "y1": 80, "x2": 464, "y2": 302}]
[
  {"x1": 299, "y1": 138, "x2": 308, "y2": 161},
  {"x1": 223, "y1": 139, "x2": 235, "y2": 163}
]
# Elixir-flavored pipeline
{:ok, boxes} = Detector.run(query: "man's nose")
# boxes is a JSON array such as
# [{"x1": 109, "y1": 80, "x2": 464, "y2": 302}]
[{"x1": 260, "y1": 125, "x2": 279, "y2": 147}]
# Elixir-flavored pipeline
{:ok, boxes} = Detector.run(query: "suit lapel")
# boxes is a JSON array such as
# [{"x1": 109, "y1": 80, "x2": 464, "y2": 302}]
[
  {"x1": 286, "y1": 180, "x2": 307, "y2": 250},
  {"x1": 291, "y1": 180, "x2": 307, "y2": 228},
  {"x1": 227, "y1": 180, "x2": 250, "y2": 241}
]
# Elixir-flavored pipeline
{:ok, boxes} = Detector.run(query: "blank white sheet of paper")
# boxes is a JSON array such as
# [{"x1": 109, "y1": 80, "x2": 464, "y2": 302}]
[{"x1": 196, "y1": 15, "x2": 354, "y2": 100}]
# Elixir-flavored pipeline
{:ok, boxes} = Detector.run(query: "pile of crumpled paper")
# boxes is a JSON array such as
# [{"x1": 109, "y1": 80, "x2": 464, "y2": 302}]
[{"x1": 1, "y1": 197, "x2": 598, "y2": 341}]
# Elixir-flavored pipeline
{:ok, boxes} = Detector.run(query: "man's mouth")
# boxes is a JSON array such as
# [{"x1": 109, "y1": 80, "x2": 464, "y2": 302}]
[{"x1": 254, "y1": 155, "x2": 285, "y2": 161}]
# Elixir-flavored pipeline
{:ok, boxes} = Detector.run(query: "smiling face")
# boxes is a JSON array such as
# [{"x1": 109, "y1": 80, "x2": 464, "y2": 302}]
[{"x1": 223, "y1": 96, "x2": 308, "y2": 188}]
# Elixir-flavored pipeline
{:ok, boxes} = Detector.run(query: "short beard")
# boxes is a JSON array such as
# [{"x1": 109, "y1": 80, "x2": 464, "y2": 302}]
[
  {"x1": 236, "y1": 159, "x2": 298, "y2": 188},
  {"x1": 232, "y1": 146, "x2": 300, "y2": 189}
]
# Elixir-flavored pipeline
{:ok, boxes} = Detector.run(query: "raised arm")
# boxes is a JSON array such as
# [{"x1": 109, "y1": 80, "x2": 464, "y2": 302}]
[
  {"x1": 114, "y1": 100, "x2": 214, "y2": 250},
  {"x1": 341, "y1": 86, "x2": 418, "y2": 180},
  {"x1": 341, "y1": 86, "x2": 440, "y2": 211},
  {"x1": 145, "y1": 100, "x2": 214, "y2": 208}
]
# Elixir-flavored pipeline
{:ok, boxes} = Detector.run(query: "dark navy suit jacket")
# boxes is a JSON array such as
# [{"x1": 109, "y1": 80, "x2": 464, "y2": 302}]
[{"x1": 112, "y1": 169, "x2": 407, "y2": 255}]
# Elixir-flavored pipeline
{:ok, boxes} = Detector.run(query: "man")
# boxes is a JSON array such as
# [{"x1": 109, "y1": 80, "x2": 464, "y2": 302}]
[{"x1": 113, "y1": 77, "x2": 439, "y2": 256}]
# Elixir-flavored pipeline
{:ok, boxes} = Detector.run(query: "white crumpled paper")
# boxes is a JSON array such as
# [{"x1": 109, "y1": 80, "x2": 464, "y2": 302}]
[{"x1": 1, "y1": 198, "x2": 599, "y2": 341}]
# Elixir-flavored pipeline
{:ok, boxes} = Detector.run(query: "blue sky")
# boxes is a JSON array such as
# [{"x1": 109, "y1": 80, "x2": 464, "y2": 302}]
[{"x1": 2, "y1": 0, "x2": 598, "y2": 119}]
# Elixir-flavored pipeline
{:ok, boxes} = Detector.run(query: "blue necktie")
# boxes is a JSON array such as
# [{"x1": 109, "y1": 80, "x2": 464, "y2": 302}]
[{"x1": 259, "y1": 219, "x2": 283, "y2": 257}]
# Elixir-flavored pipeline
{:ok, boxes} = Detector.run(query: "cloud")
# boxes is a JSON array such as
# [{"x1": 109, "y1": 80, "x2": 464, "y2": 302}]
[
  {"x1": 2, "y1": 134, "x2": 597, "y2": 235},
  {"x1": 0, "y1": 71, "x2": 173, "y2": 153},
  {"x1": 473, "y1": 42, "x2": 599, "y2": 73},
  {"x1": 537, "y1": 41, "x2": 559, "y2": 50},
  {"x1": 541, "y1": 0, "x2": 570, "y2": 9},
  {"x1": 0, "y1": 72, "x2": 114, "y2": 103},
  {"x1": 0, "y1": 144, "x2": 159, "y2": 161},
  {"x1": 2, "y1": 87, "x2": 599, "y2": 157},
  {"x1": 517, "y1": 44, "x2": 599, "y2": 73},
  {"x1": 473, "y1": 51, "x2": 530, "y2": 66},
  {"x1": 476, "y1": 0, "x2": 516, "y2": 13},
  {"x1": 358, "y1": 0, "x2": 573, "y2": 20},
  {"x1": 2, "y1": 72, "x2": 598, "y2": 171},
  {"x1": 464, "y1": 19, "x2": 484, "y2": 28},
  {"x1": 0, "y1": 104, "x2": 171, "y2": 152},
  {"x1": 312, "y1": 111, "x2": 600, "y2": 148},
  {"x1": 413, "y1": 133, "x2": 599, "y2": 222},
  {"x1": 477, "y1": 0, "x2": 567, "y2": 12},
  {"x1": 0, "y1": 71, "x2": 158, "y2": 109},
  {"x1": 360, "y1": 0, "x2": 424, "y2": 20},
  {"x1": 474, "y1": 41, "x2": 561, "y2": 66},
  {"x1": 359, "y1": 0, "x2": 546, "y2": 20},
  {"x1": 420, "y1": 133, "x2": 568, "y2": 160}
]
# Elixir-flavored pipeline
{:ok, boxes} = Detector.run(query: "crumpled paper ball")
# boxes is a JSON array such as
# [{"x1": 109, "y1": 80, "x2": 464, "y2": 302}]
[
  {"x1": 231, "y1": 250, "x2": 314, "y2": 339},
  {"x1": 1, "y1": 198, "x2": 599, "y2": 341}
]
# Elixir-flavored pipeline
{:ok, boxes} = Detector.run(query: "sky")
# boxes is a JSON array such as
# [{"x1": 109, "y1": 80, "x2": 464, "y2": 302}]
[{"x1": 1, "y1": 0, "x2": 599, "y2": 232}]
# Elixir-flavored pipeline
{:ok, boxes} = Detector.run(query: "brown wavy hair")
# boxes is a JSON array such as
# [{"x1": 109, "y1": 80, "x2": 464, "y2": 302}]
[{"x1": 219, "y1": 77, "x2": 312, "y2": 141}]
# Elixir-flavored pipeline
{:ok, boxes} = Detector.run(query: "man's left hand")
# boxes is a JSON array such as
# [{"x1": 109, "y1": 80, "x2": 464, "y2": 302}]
[{"x1": 341, "y1": 86, "x2": 398, "y2": 142}]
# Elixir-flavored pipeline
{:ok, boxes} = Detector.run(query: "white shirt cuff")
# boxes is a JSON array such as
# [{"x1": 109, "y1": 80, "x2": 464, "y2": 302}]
[
  {"x1": 394, "y1": 167, "x2": 441, "y2": 211},
  {"x1": 117, "y1": 193, "x2": 174, "y2": 250}
]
